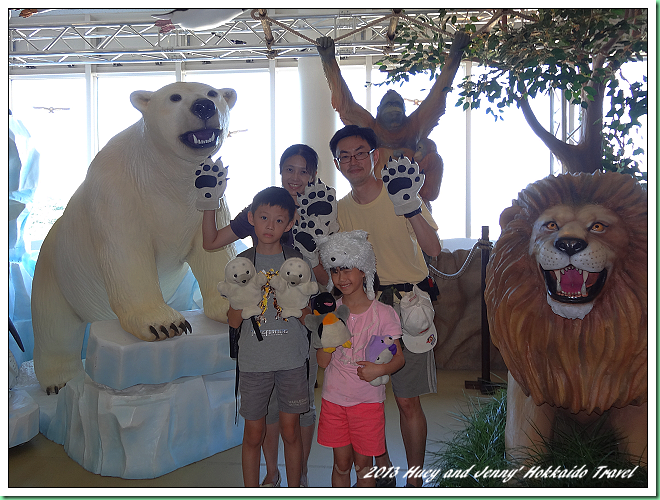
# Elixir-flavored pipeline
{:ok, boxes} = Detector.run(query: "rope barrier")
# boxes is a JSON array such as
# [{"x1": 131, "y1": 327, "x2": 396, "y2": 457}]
[{"x1": 428, "y1": 239, "x2": 492, "y2": 281}]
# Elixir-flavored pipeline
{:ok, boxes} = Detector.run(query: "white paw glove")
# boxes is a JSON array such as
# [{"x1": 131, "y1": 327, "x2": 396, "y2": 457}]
[
  {"x1": 381, "y1": 156, "x2": 425, "y2": 217},
  {"x1": 194, "y1": 157, "x2": 228, "y2": 211},
  {"x1": 292, "y1": 178, "x2": 339, "y2": 267}
]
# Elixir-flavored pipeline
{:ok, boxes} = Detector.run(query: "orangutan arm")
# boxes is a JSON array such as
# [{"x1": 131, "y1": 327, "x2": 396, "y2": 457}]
[
  {"x1": 317, "y1": 36, "x2": 376, "y2": 128},
  {"x1": 412, "y1": 30, "x2": 471, "y2": 139}
]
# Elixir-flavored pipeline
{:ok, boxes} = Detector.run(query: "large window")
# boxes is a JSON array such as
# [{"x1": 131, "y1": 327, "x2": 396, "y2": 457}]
[
  {"x1": 9, "y1": 76, "x2": 88, "y2": 246},
  {"x1": 188, "y1": 69, "x2": 272, "y2": 220},
  {"x1": 9, "y1": 60, "x2": 648, "y2": 248},
  {"x1": 97, "y1": 73, "x2": 176, "y2": 150}
]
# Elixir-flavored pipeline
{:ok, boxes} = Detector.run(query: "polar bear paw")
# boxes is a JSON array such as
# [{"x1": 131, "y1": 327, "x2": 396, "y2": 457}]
[
  {"x1": 120, "y1": 305, "x2": 192, "y2": 342},
  {"x1": 381, "y1": 156, "x2": 424, "y2": 216},
  {"x1": 293, "y1": 179, "x2": 338, "y2": 266},
  {"x1": 195, "y1": 157, "x2": 228, "y2": 211}
]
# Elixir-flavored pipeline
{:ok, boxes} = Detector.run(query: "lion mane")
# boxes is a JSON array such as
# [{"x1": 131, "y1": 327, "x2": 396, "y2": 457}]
[{"x1": 485, "y1": 172, "x2": 647, "y2": 414}]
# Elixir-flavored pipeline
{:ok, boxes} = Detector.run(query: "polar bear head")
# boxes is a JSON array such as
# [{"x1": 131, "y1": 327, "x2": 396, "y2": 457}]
[
  {"x1": 317, "y1": 230, "x2": 377, "y2": 299},
  {"x1": 279, "y1": 258, "x2": 312, "y2": 286},
  {"x1": 225, "y1": 257, "x2": 258, "y2": 286},
  {"x1": 130, "y1": 82, "x2": 237, "y2": 163}
]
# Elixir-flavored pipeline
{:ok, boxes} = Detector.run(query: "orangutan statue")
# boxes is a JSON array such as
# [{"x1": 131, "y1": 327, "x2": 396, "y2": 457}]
[{"x1": 316, "y1": 31, "x2": 469, "y2": 205}]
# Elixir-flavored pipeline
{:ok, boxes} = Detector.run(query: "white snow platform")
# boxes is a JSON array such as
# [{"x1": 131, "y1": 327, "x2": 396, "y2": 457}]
[
  {"x1": 85, "y1": 309, "x2": 234, "y2": 390},
  {"x1": 8, "y1": 389, "x2": 39, "y2": 447},
  {"x1": 42, "y1": 369, "x2": 243, "y2": 478}
]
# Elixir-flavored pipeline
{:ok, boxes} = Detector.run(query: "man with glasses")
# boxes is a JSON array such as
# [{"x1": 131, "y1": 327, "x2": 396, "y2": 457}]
[{"x1": 328, "y1": 124, "x2": 442, "y2": 487}]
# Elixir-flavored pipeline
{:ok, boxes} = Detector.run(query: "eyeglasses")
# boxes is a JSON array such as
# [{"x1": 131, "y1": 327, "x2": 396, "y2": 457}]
[{"x1": 335, "y1": 149, "x2": 375, "y2": 164}]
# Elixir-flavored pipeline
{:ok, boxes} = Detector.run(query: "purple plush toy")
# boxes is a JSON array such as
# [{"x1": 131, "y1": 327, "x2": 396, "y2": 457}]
[{"x1": 364, "y1": 335, "x2": 397, "y2": 386}]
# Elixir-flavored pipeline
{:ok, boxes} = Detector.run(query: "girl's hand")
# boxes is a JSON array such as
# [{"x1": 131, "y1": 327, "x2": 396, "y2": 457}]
[{"x1": 356, "y1": 361, "x2": 383, "y2": 383}]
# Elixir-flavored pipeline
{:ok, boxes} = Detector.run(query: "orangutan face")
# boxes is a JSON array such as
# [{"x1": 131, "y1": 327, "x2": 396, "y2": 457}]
[{"x1": 376, "y1": 90, "x2": 406, "y2": 129}]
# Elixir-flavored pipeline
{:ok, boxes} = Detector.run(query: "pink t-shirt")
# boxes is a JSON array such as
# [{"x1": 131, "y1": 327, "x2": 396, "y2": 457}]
[{"x1": 321, "y1": 299, "x2": 402, "y2": 407}]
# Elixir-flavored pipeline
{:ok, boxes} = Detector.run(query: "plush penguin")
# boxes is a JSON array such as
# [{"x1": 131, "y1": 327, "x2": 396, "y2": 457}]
[{"x1": 305, "y1": 292, "x2": 352, "y2": 353}]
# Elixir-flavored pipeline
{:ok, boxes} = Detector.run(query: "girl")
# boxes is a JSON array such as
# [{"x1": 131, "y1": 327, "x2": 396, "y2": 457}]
[{"x1": 315, "y1": 230, "x2": 405, "y2": 487}]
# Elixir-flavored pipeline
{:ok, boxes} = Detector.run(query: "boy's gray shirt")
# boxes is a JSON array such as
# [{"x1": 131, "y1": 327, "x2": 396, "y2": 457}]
[{"x1": 237, "y1": 250, "x2": 314, "y2": 373}]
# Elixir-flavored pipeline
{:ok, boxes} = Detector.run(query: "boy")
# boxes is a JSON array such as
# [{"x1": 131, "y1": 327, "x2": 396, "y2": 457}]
[{"x1": 226, "y1": 186, "x2": 313, "y2": 487}]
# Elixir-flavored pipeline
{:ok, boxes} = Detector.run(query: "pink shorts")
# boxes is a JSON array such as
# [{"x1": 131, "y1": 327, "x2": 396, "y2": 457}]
[{"x1": 317, "y1": 399, "x2": 386, "y2": 457}]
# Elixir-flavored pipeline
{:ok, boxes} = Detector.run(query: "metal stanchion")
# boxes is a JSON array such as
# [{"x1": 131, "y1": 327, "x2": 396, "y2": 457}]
[{"x1": 465, "y1": 226, "x2": 502, "y2": 394}]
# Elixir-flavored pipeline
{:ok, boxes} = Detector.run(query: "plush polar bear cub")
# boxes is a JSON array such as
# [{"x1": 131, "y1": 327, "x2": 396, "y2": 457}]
[
  {"x1": 270, "y1": 258, "x2": 319, "y2": 319},
  {"x1": 217, "y1": 257, "x2": 267, "y2": 319},
  {"x1": 31, "y1": 82, "x2": 237, "y2": 394}
]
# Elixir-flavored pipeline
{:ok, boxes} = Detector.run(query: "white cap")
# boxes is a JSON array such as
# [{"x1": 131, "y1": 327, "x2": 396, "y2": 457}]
[{"x1": 399, "y1": 285, "x2": 437, "y2": 353}]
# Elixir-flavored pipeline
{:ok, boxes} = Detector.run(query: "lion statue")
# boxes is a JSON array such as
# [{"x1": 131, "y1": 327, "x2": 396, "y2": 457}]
[{"x1": 485, "y1": 172, "x2": 647, "y2": 465}]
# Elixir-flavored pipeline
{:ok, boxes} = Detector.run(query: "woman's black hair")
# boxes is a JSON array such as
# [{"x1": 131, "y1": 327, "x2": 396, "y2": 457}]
[{"x1": 279, "y1": 144, "x2": 319, "y2": 179}]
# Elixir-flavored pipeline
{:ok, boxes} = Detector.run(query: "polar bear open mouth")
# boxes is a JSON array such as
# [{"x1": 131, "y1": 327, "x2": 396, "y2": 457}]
[
  {"x1": 180, "y1": 128, "x2": 222, "y2": 149},
  {"x1": 541, "y1": 264, "x2": 607, "y2": 304}
]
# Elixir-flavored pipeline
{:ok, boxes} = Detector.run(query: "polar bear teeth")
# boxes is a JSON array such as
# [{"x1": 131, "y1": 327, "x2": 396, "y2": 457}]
[
  {"x1": 193, "y1": 132, "x2": 216, "y2": 145},
  {"x1": 181, "y1": 128, "x2": 221, "y2": 148}
]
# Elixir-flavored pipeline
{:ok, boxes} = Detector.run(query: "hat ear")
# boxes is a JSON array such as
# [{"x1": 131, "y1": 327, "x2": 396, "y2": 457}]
[{"x1": 315, "y1": 234, "x2": 330, "y2": 247}]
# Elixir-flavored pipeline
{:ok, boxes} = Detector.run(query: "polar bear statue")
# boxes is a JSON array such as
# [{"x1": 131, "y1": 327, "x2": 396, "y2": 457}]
[{"x1": 31, "y1": 82, "x2": 237, "y2": 394}]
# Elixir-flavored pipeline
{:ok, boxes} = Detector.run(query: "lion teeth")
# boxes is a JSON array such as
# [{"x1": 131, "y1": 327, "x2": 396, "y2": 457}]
[
  {"x1": 581, "y1": 271, "x2": 589, "y2": 297},
  {"x1": 554, "y1": 270, "x2": 562, "y2": 292}
]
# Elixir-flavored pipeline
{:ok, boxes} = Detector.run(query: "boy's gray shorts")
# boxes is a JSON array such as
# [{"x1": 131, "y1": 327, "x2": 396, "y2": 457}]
[
  {"x1": 391, "y1": 342, "x2": 437, "y2": 399},
  {"x1": 239, "y1": 364, "x2": 309, "y2": 421},
  {"x1": 266, "y1": 356, "x2": 317, "y2": 427}
]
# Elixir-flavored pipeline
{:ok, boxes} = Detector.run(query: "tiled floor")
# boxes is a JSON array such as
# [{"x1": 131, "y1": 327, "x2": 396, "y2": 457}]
[{"x1": 8, "y1": 369, "x2": 506, "y2": 490}]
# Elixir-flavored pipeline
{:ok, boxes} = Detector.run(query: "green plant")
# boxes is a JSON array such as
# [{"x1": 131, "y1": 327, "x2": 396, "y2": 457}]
[
  {"x1": 426, "y1": 389, "x2": 510, "y2": 487},
  {"x1": 426, "y1": 389, "x2": 648, "y2": 488},
  {"x1": 517, "y1": 413, "x2": 648, "y2": 488}
]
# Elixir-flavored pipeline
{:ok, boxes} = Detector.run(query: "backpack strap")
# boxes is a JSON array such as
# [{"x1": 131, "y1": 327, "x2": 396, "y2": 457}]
[{"x1": 234, "y1": 357, "x2": 240, "y2": 425}]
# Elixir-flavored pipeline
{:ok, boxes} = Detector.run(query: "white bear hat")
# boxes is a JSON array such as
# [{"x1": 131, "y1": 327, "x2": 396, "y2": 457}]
[{"x1": 317, "y1": 230, "x2": 377, "y2": 300}]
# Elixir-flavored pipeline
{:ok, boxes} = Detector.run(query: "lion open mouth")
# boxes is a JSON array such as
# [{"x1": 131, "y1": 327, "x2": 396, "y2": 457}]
[
  {"x1": 180, "y1": 128, "x2": 221, "y2": 149},
  {"x1": 541, "y1": 264, "x2": 607, "y2": 304}
]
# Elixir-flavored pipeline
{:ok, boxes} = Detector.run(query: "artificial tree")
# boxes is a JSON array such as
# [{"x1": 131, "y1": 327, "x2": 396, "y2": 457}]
[{"x1": 378, "y1": 9, "x2": 647, "y2": 181}]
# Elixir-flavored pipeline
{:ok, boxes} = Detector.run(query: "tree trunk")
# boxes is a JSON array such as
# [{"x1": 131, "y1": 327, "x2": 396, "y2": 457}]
[{"x1": 517, "y1": 73, "x2": 605, "y2": 175}]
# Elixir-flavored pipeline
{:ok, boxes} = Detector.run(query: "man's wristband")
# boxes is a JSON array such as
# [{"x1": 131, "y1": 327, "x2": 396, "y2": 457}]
[{"x1": 404, "y1": 207, "x2": 422, "y2": 218}]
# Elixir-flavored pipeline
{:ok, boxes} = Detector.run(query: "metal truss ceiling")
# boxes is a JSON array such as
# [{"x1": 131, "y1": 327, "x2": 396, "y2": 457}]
[{"x1": 9, "y1": 9, "x2": 497, "y2": 69}]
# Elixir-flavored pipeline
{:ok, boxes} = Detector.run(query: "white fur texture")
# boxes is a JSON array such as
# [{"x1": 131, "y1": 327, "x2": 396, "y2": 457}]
[
  {"x1": 270, "y1": 258, "x2": 319, "y2": 318},
  {"x1": 317, "y1": 230, "x2": 376, "y2": 300},
  {"x1": 31, "y1": 82, "x2": 237, "y2": 393},
  {"x1": 217, "y1": 257, "x2": 267, "y2": 319}
]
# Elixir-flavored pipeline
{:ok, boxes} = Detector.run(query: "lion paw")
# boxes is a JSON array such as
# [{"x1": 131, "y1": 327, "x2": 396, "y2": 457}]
[
  {"x1": 381, "y1": 156, "x2": 424, "y2": 216},
  {"x1": 194, "y1": 157, "x2": 228, "y2": 210}
]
